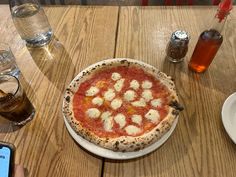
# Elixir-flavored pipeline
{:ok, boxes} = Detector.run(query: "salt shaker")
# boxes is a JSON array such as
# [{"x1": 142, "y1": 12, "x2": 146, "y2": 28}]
[{"x1": 166, "y1": 30, "x2": 190, "y2": 63}]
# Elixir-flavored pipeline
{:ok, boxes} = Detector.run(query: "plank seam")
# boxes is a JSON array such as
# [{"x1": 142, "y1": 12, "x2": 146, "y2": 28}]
[
  {"x1": 114, "y1": 6, "x2": 121, "y2": 58},
  {"x1": 100, "y1": 159, "x2": 105, "y2": 177}
]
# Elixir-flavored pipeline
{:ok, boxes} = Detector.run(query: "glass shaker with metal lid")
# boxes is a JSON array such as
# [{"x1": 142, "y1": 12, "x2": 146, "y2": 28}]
[{"x1": 166, "y1": 30, "x2": 190, "y2": 63}]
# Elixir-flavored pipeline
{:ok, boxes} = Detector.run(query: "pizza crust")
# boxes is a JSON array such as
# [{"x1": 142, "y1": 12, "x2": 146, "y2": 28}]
[{"x1": 62, "y1": 58, "x2": 183, "y2": 152}]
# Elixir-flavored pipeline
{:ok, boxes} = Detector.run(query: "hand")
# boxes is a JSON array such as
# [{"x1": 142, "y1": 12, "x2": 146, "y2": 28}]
[{"x1": 14, "y1": 165, "x2": 25, "y2": 177}]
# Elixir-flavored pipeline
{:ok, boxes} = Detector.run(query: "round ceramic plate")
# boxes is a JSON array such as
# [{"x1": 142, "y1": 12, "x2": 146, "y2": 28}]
[
  {"x1": 221, "y1": 92, "x2": 236, "y2": 144},
  {"x1": 64, "y1": 116, "x2": 178, "y2": 160},
  {"x1": 62, "y1": 58, "x2": 180, "y2": 159}
]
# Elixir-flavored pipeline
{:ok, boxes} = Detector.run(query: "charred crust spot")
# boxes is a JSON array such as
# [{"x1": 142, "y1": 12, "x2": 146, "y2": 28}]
[
  {"x1": 120, "y1": 59, "x2": 127, "y2": 64},
  {"x1": 115, "y1": 141, "x2": 119, "y2": 147},
  {"x1": 66, "y1": 88, "x2": 73, "y2": 94},
  {"x1": 134, "y1": 147, "x2": 141, "y2": 151},
  {"x1": 169, "y1": 100, "x2": 184, "y2": 111},
  {"x1": 172, "y1": 110, "x2": 179, "y2": 116},
  {"x1": 65, "y1": 96, "x2": 70, "y2": 102}
]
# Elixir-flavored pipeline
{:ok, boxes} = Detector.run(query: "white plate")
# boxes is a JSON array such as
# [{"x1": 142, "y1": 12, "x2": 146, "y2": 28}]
[
  {"x1": 62, "y1": 58, "x2": 180, "y2": 159},
  {"x1": 221, "y1": 92, "x2": 236, "y2": 144},
  {"x1": 64, "y1": 116, "x2": 178, "y2": 160}
]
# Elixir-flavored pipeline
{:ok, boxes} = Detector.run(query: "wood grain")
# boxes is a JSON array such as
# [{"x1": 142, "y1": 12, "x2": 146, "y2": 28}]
[
  {"x1": 103, "y1": 6, "x2": 236, "y2": 177},
  {"x1": 0, "y1": 5, "x2": 119, "y2": 177},
  {"x1": 1, "y1": 5, "x2": 236, "y2": 177}
]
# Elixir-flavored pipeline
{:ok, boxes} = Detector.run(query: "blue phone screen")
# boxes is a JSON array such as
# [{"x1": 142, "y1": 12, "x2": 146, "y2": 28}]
[{"x1": 0, "y1": 147, "x2": 11, "y2": 177}]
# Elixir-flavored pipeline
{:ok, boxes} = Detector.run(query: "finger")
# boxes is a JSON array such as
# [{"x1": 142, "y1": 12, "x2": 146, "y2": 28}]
[{"x1": 14, "y1": 165, "x2": 25, "y2": 177}]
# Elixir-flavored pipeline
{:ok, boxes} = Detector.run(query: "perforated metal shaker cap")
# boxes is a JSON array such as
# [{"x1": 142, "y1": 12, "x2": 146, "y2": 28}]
[{"x1": 170, "y1": 30, "x2": 189, "y2": 44}]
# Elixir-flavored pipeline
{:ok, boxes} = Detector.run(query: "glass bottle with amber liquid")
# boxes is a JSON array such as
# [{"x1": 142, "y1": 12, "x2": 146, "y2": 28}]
[{"x1": 188, "y1": 0, "x2": 233, "y2": 73}]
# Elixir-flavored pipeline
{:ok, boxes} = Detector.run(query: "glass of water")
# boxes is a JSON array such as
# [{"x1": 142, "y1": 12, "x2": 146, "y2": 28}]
[
  {"x1": 9, "y1": 0, "x2": 53, "y2": 47},
  {"x1": 0, "y1": 43, "x2": 20, "y2": 77}
]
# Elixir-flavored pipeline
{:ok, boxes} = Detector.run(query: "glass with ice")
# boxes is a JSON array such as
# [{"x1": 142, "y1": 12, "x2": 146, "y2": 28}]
[{"x1": 0, "y1": 74, "x2": 35, "y2": 126}]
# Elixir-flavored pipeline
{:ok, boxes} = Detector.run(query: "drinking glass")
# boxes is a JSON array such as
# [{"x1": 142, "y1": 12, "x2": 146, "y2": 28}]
[
  {"x1": 9, "y1": 0, "x2": 53, "y2": 47},
  {"x1": 0, "y1": 74, "x2": 35, "y2": 126},
  {"x1": 0, "y1": 43, "x2": 20, "y2": 77}
]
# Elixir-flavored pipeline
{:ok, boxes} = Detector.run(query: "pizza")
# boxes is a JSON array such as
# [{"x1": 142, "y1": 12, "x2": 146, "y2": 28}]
[{"x1": 63, "y1": 59, "x2": 183, "y2": 152}]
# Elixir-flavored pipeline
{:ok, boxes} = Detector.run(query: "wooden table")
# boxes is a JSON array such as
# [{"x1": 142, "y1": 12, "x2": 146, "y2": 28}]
[{"x1": 0, "y1": 5, "x2": 236, "y2": 177}]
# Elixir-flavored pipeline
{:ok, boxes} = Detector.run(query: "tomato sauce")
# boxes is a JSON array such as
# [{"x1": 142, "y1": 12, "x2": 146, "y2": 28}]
[{"x1": 73, "y1": 66, "x2": 170, "y2": 138}]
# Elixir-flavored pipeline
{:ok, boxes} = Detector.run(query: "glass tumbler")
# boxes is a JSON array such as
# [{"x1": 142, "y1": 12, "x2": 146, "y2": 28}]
[
  {"x1": 0, "y1": 74, "x2": 35, "y2": 126},
  {"x1": 9, "y1": 0, "x2": 53, "y2": 47},
  {"x1": 0, "y1": 43, "x2": 20, "y2": 77}
]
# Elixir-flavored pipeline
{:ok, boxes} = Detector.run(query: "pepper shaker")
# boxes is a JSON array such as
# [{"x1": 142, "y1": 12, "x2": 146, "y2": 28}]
[{"x1": 166, "y1": 30, "x2": 190, "y2": 63}]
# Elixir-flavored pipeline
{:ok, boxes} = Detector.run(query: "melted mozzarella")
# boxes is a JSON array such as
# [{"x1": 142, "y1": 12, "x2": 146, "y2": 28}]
[
  {"x1": 111, "y1": 72, "x2": 121, "y2": 81},
  {"x1": 111, "y1": 98, "x2": 122, "y2": 110},
  {"x1": 131, "y1": 98, "x2": 146, "y2": 107},
  {"x1": 125, "y1": 125, "x2": 141, "y2": 135},
  {"x1": 145, "y1": 109, "x2": 160, "y2": 123},
  {"x1": 142, "y1": 80, "x2": 153, "y2": 89},
  {"x1": 114, "y1": 113, "x2": 126, "y2": 128},
  {"x1": 130, "y1": 80, "x2": 140, "y2": 90},
  {"x1": 86, "y1": 108, "x2": 101, "y2": 118},
  {"x1": 131, "y1": 115, "x2": 142, "y2": 125},
  {"x1": 101, "y1": 111, "x2": 113, "y2": 131},
  {"x1": 85, "y1": 86, "x2": 99, "y2": 96},
  {"x1": 114, "y1": 78, "x2": 125, "y2": 92},
  {"x1": 101, "y1": 111, "x2": 112, "y2": 120},
  {"x1": 124, "y1": 90, "x2": 136, "y2": 102},
  {"x1": 92, "y1": 97, "x2": 103, "y2": 106},
  {"x1": 104, "y1": 89, "x2": 116, "y2": 101},
  {"x1": 142, "y1": 90, "x2": 153, "y2": 102},
  {"x1": 151, "y1": 98, "x2": 162, "y2": 108},
  {"x1": 104, "y1": 118, "x2": 113, "y2": 132}
]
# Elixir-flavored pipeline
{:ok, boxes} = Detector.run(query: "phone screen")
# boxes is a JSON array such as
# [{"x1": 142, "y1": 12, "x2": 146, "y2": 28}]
[{"x1": 0, "y1": 146, "x2": 12, "y2": 177}]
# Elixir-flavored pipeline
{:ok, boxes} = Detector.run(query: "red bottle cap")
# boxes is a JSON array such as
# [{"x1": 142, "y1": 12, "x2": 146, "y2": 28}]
[{"x1": 217, "y1": 0, "x2": 233, "y2": 22}]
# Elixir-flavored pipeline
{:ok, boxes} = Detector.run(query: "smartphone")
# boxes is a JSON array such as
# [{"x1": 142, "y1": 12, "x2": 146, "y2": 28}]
[{"x1": 0, "y1": 142, "x2": 15, "y2": 177}]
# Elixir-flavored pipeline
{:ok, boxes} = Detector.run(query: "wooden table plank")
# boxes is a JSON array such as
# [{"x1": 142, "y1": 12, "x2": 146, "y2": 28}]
[
  {"x1": 0, "y1": 5, "x2": 119, "y2": 177},
  {"x1": 104, "y1": 6, "x2": 236, "y2": 177}
]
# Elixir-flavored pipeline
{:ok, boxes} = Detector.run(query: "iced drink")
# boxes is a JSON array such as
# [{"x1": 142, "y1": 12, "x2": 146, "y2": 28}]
[{"x1": 0, "y1": 75, "x2": 35, "y2": 125}]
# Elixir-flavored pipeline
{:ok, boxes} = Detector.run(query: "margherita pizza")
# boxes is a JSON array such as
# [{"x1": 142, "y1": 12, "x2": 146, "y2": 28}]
[{"x1": 63, "y1": 59, "x2": 183, "y2": 152}]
